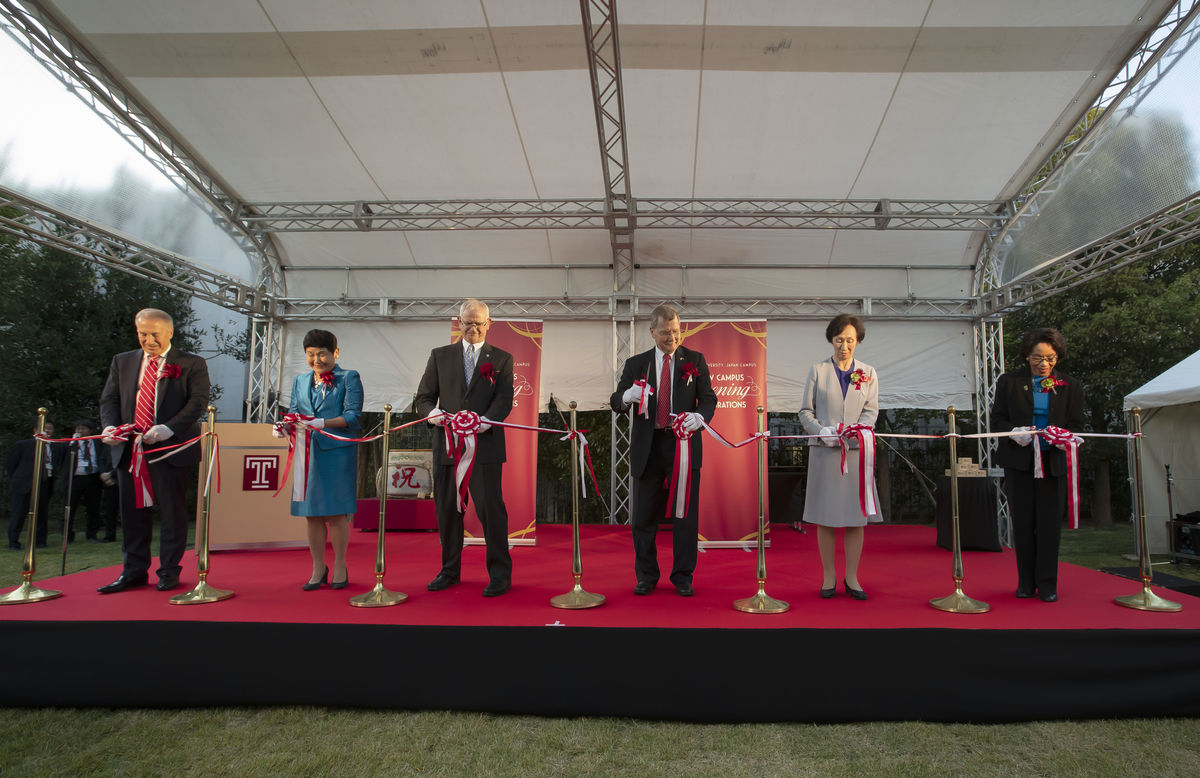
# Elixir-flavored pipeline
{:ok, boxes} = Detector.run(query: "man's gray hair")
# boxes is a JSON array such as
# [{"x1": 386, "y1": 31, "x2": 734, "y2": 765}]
[
  {"x1": 135, "y1": 308, "x2": 174, "y2": 327},
  {"x1": 459, "y1": 299, "x2": 489, "y2": 320}
]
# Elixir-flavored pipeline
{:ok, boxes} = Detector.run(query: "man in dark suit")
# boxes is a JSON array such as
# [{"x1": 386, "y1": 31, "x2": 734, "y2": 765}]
[
  {"x1": 97, "y1": 308, "x2": 210, "y2": 593},
  {"x1": 610, "y1": 304, "x2": 717, "y2": 596},
  {"x1": 65, "y1": 420, "x2": 109, "y2": 542},
  {"x1": 5, "y1": 421, "x2": 64, "y2": 550},
  {"x1": 416, "y1": 299, "x2": 515, "y2": 597}
]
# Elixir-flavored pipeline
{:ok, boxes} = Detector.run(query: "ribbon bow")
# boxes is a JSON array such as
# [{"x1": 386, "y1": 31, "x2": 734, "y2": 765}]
[
  {"x1": 274, "y1": 413, "x2": 316, "y2": 501},
  {"x1": 836, "y1": 423, "x2": 879, "y2": 518},
  {"x1": 1033, "y1": 425, "x2": 1085, "y2": 529},
  {"x1": 445, "y1": 411, "x2": 484, "y2": 512},
  {"x1": 632, "y1": 378, "x2": 653, "y2": 419},
  {"x1": 664, "y1": 414, "x2": 696, "y2": 519}
]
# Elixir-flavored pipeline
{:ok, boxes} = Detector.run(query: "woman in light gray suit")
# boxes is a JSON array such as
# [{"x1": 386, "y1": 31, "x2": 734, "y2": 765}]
[{"x1": 798, "y1": 314, "x2": 881, "y2": 600}]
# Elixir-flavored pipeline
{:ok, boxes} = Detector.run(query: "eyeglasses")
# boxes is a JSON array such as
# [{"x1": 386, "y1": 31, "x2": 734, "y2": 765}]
[
  {"x1": 460, "y1": 320, "x2": 488, "y2": 330},
  {"x1": 1029, "y1": 356, "x2": 1057, "y2": 364}
]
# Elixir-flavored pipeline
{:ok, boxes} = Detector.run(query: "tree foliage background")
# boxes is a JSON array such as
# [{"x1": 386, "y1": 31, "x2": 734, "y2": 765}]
[{"x1": 0, "y1": 217, "x2": 198, "y2": 457}]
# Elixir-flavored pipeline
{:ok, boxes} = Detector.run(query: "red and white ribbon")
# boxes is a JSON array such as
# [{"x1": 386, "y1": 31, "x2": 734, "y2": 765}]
[
  {"x1": 837, "y1": 423, "x2": 879, "y2": 518},
  {"x1": 273, "y1": 413, "x2": 315, "y2": 501},
  {"x1": 665, "y1": 414, "x2": 695, "y2": 519},
  {"x1": 559, "y1": 429, "x2": 603, "y2": 499},
  {"x1": 633, "y1": 379, "x2": 653, "y2": 419},
  {"x1": 445, "y1": 410, "x2": 484, "y2": 512},
  {"x1": 1036, "y1": 425, "x2": 1085, "y2": 529}
]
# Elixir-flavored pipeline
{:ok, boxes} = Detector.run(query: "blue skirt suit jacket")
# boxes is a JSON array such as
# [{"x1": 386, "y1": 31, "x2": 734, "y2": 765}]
[{"x1": 288, "y1": 366, "x2": 364, "y2": 517}]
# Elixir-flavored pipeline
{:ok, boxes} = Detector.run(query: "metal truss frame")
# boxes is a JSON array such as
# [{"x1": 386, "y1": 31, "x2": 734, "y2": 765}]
[
  {"x1": 0, "y1": 185, "x2": 270, "y2": 317},
  {"x1": 0, "y1": 0, "x2": 286, "y2": 299},
  {"x1": 972, "y1": 318, "x2": 1012, "y2": 546},
  {"x1": 246, "y1": 318, "x2": 284, "y2": 423}
]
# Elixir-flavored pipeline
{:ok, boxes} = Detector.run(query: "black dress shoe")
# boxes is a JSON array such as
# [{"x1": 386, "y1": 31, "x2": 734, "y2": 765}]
[
  {"x1": 7, "y1": 542, "x2": 19, "y2": 551},
  {"x1": 302, "y1": 567, "x2": 328, "y2": 591},
  {"x1": 427, "y1": 573, "x2": 460, "y2": 591},
  {"x1": 482, "y1": 580, "x2": 510, "y2": 597},
  {"x1": 331, "y1": 575, "x2": 349, "y2": 590},
  {"x1": 156, "y1": 573, "x2": 181, "y2": 592},
  {"x1": 844, "y1": 579, "x2": 868, "y2": 601},
  {"x1": 820, "y1": 586, "x2": 836, "y2": 599},
  {"x1": 1039, "y1": 592, "x2": 1058, "y2": 602},
  {"x1": 97, "y1": 574, "x2": 149, "y2": 594},
  {"x1": 674, "y1": 582, "x2": 694, "y2": 597},
  {"x1": 1015, "y1": 587, "x2": 1036, "y2": 598},
  {"x1": 633, "y1": 580, "x2": 656, "y2": 595}
]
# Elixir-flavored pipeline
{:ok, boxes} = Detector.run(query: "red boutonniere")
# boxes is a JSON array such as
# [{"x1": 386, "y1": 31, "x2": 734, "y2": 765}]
[
  {"x1": 681, "y1": 362, "x2": 699, "y2": 385},
  {"x1": 317, "y1": 370, "x2": 335, "y2": 389},
  {"x1": 162, "y1": 363, "x2": 181, "y2": 380},
  {"x1": 848, "y1": 369, "x2": 871, "y2": 390},
  {"x1": 1038, "y1": 376, "x2": 1067, "y2": 394},
  {"x1": 480, "y1": 362, "x2": 496, "y2": 385}
]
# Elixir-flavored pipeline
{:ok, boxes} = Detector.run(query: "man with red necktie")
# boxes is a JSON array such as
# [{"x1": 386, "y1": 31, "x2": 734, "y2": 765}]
[
  {"x1": 97, "y1": 308, "x2": 210, "y2": 593},
  {"x1": 610, "y1": 304, "x2": 717, "y2": 597}
]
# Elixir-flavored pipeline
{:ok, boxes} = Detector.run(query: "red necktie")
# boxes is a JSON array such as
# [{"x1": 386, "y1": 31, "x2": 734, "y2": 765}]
[
  {"x1": 656, "y1": 354, "x2": 671, "y2": 429},
  {"x1": 135, "y1": 355, "x2": 161, "y2": 432}
]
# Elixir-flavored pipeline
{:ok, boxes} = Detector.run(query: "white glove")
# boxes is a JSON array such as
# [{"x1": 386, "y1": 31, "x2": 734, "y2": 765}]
[
  {"x1": 101, "y1": 426, "x2": 121, "y2": 445},
  {"x1": 426, "y1": 408, "x2": 444, "y2": 427},
  {"x1": 622, "y1": 384, "x2": 647, "y2": 406},
  {"x1": 818, "y1": 426, "x2": 840, "y2": 447},
  {"x1": 477, "y1": 416, "x2": 493, "y2": 434},
  {"x1": 271, "y1": 426, "x2": 286, "y2": 439},
  {"x1": 307, "y1": 417, "x2": 325, "y2": 430},
  {"x1": 680, "y1": 412, "x2": 704, "y2": 432},
  {"x1": 1010, "y1": 426, "x2": 1033, "y2": 446},
  {"x1": 142, "y1": 424, "x2": 173, "y2": 444}
]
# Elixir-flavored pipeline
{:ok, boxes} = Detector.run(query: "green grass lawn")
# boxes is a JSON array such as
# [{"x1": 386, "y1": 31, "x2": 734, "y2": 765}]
[{"x1": 3, "y1": 521, "x2": 1198, "y2": 776}]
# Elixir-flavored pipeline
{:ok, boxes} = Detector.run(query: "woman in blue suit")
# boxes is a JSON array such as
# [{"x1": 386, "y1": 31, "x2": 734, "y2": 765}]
[{"x1": 288, "y1": 329, "x2": 364, "y2": 590}]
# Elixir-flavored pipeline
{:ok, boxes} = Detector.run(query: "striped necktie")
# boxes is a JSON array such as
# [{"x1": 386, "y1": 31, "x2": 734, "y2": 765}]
[
  {"x1": 135, "y1": 355, "x2": 161, "y2": 432},
  {"x1": 464, "y1": 344, "x2": 475, "y2": 385}
]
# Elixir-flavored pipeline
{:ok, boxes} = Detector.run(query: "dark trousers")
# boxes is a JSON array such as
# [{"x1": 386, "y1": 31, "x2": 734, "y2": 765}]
[
  {"x1": 8, "y1": 483, "x2": 50, "y2": 547},
  {"x1": 631, "y1": 429, "x2": 701, "y2": 587},
  {"x1": 100, "y1": 481, "x2": 119, "y2": 540},
  {"x1": 116, "y1": 462, "x2": 190, "y2": 579},
  {"x1": 1003, "y1": 467, "x2": 1066, "y2": 595},
  {"x1": 433, "y1": 462, "x2": 512, "y2": 583},
  {"x1": 68, "y1": 473, "x2": 102, "y2": 538}
]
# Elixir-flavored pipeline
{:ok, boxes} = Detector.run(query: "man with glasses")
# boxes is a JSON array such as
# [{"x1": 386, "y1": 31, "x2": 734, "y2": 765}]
[
  {"x1": 610, "y1": 304, "x2": 717, "y2": 597},
  {"x1": 416, "y1": 299, "x2": 515, "y2": 597}
]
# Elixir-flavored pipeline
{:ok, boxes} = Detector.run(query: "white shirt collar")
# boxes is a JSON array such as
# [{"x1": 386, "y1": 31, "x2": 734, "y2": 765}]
[{"x1": 463, "y1": 339, "x2": 484, "y2": 353}]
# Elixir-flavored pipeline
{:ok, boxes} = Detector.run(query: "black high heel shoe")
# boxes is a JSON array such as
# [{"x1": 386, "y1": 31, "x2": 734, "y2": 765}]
[
  {"x1": 302, "y1": 567, "x2": 328, "y2": 591},
  {"x1": 820, "y1": 585, "x2": 836, "y2": 599},
  {"x1": 844, "y1": 579, "x2": 868, "y2": 601},
  {"x1": 331, "y1": 574, "x2": 349, "y2": 590}
]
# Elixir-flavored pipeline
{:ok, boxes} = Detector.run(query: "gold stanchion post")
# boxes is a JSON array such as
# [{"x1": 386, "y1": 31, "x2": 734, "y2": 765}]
[
  {"x1": 733, "y1": 406, "x2": 788, "y2": 613},
  {"x1": 552, "y1": 401, "x2": 605, "y2": 609},
  {"x1": 351, "y1": 404, "x2": 407, "y2": 607},
  {"x1": 0, "y1": 409, "x2": 63, "y2": 605},
  {"x1": 930, "y1": 405, "x2": 989, "y2": 614},
  {"x1": 171, "y1": 406, "x2": 233, "y2": 604},
  {"x1": 1115, "y1": 407, "x2": 1181, "y2": 612}
]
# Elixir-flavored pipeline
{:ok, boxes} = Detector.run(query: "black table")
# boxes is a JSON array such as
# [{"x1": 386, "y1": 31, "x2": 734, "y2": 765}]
[{"x1": 935, "y1": 475, "x2": 1001, "y2": 552}]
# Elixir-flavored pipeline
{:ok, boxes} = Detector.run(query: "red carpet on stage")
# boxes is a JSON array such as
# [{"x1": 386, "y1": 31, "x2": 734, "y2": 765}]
[
  {"x1": 4, "y1": 524, "x2": 1200, "y2": 722},
  {"x1": 5, "y1": 524, "x2": 1198, "y2": 630}
]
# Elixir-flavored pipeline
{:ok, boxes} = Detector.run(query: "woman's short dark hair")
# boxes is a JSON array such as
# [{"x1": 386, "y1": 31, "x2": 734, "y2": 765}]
[
  {"x1": 302, "y1": 329, "x2": 338, "y2": 351},
  {"x1": 1018, "y1": 328, "x2": 1067, "y2": 361},
  {"x1": 825, "y1": 314, "x2": 865, "y2": 343}
]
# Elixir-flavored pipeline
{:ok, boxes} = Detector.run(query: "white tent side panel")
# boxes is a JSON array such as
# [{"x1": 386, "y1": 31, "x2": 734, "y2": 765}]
[
  {"x1": 1130, "y1": 403, "x2": 1200, "y2": 554},
  {"x1": 281, "y1": 319, "x2": 972, "y2": 414}
]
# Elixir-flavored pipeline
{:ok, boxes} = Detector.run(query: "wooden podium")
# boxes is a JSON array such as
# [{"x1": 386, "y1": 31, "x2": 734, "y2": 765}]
[{"x1": 206, "y1": 423, "x2": 306, "y2": 550}]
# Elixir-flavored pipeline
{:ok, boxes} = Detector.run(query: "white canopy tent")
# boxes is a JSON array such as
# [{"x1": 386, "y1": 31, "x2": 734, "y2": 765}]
[{"x1": 1124, "y1": 349, "x2": 1200, "y2": 553}]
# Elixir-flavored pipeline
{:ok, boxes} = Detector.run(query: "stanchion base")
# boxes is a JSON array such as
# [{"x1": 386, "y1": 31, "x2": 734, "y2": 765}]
[
  {"x1": 0, "y1": 580, "x2": 62, "y2": 605},
  {"x1": 169, "y1": 580, "x2": 234, "y2": 605},
  {"x1": 930, "y1": 587, "x2": 989, "y2": 614},
  {"x1": 550, "y1": 585, "x2": 605, "y2": 609},
  {"x1": 1115, "y1": 584, "x2": 1183, "y2": 612},
  {"x1": 349, "y1": 582, "x2": 408, "y2": 608},
  {"x1": 733, "y1": 587, "x2": 789, "y2": 614}
]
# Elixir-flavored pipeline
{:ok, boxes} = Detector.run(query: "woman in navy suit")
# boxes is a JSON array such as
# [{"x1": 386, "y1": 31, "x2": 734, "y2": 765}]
[
  {"x1": 990, "y1": 328, "x2": 1085, "y2": 602},
  {"x1": 287, "y1": 329, "x2": 364, "y2": 590}
]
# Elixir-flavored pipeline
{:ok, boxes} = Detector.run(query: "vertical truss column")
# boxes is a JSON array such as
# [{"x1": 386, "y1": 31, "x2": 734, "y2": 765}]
[
  {"x1": 246, "y1": 318, "x2": 284, "y2": 423},
  {"x1": 974, "y1": 317, "x2": 1011, "y2": 546},
  {"x1": 581, "y1": 0, "x2": 636, "y2": 522}
]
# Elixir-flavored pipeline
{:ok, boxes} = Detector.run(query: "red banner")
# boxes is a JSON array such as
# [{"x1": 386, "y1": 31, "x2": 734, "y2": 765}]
[
  {"x1": 678, "y1": 321, "x2": 767, "y2": 546},
  {"x1": 453, "y1": 319, "x2": 542, "y2": 546}
]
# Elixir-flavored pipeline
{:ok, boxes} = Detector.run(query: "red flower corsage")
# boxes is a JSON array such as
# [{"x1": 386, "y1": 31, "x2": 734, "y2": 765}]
[
  {"x1": 162, "y1": 363, "x2": 181, "y2": 380},
  {"x1": 848, "y1": 369, "x2": 871, "y2": 390},
  {"x1": 681, "y1": 362, "x2": 699, "y2": 385},
  {"x1": 480, "y1": 363, "x2": 496, "y2": 385},
  {"x1": 1038, "y1": 376, "x2": 1067, "y2": 394},
  {"x1": 317, "y1": 370, "x2": 335, "y2": 388}
]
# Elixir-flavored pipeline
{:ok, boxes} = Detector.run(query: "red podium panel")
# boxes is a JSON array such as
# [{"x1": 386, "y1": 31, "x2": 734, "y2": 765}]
[{"x1": 353, "y1": 498, "x2": 438, "y2": 531}]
